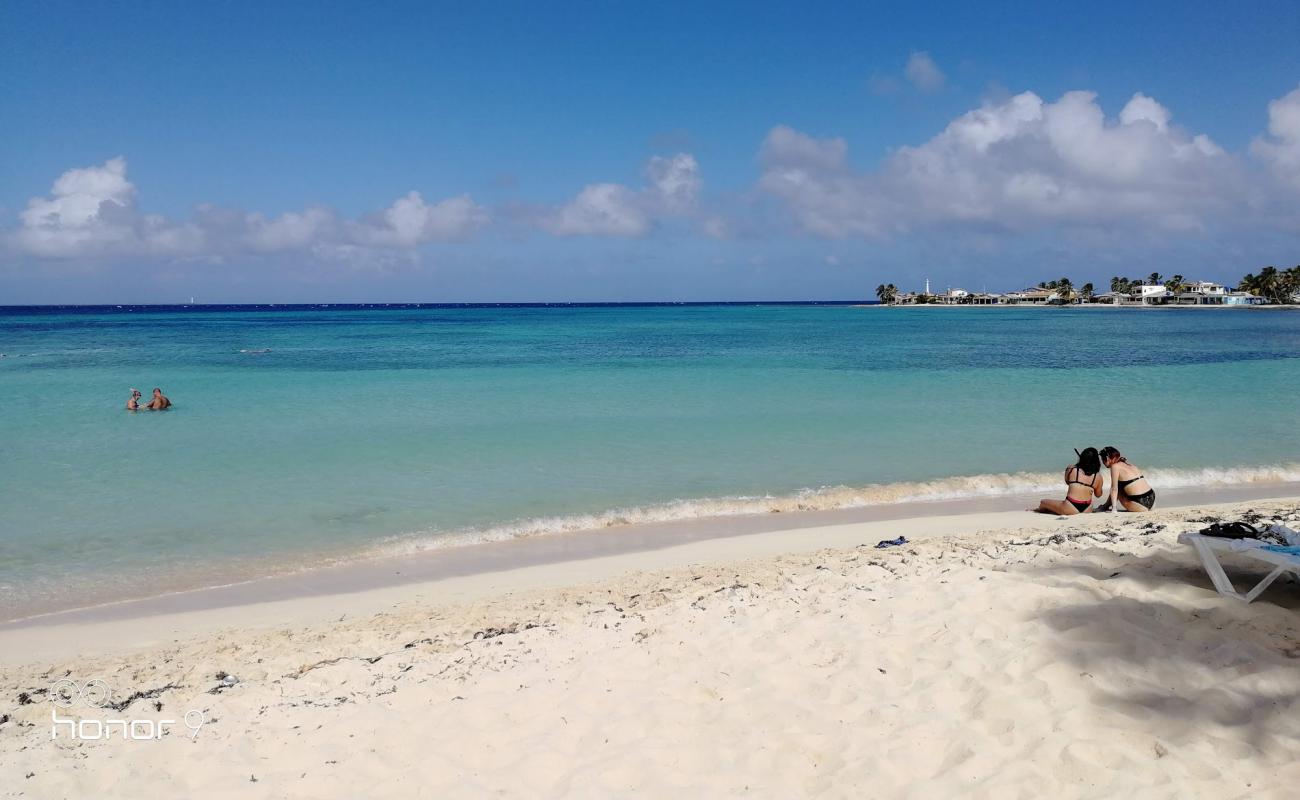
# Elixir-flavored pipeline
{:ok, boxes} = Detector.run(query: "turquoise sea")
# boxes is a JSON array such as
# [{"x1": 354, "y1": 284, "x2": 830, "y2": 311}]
[{"x1": 3, "y1": 303, "x2": 1299, "y2": 620}]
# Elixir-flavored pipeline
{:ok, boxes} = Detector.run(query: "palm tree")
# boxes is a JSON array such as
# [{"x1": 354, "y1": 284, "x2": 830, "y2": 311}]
[
  {"x1": 875, "y1": 283, "x2": 898, "y2": 304},
  {"x1": 1147, "y1": 272, "x2": 1163, "y2": 286},
  {"x1": 1258, "y1": 266, "x2": 1282, "y2": 303},
  {"x1": 1164, "y1": 274, "x2": 1185, "y2": 293},
  {"x1": 1054, "y1": 277, "x2": 1075, "y2": 304},
  {"x1": 1109, "y1": 276, "x2": 1123, "y2": 294},
  {"x1": 1284, "y1": 266, "x2": 1300, "y2": 303},
  {"x1": 1080, "y1": 282, "x2": 1095, "y2": 302}
]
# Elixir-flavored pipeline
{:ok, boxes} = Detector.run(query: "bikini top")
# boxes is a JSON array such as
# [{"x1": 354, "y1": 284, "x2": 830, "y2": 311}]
[{"x1": 1068, "y1": 468, "x2": 1097, "y2": 489}]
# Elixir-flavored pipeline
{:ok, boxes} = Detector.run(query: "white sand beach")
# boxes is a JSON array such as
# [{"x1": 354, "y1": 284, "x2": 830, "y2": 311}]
[{"x1": 2, "y1": 498, "x2": 1299, "y2": 798}]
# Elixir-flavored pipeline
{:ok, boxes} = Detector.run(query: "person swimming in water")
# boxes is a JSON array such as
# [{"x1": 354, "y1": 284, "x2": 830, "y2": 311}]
[
  {"x1": 1031, "y1": 447, "x2": 1103, "y2": 515},
  {"x1": 126, "y1": 388, "x2": 142, "y2": 411},
  {"x1": 1097, "y1": 446, "x2": 1155, "y2": 512},
  {"x1": 145, "y1": 387, "x2": 171, "y2": 410}
]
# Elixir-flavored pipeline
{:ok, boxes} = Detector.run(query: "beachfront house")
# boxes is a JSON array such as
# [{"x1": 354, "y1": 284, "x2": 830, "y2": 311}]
[
  {"x1": 1188, "y1": 281, "x2": 1227, "y2": 296},
  {"x1": 1110, "y1": 280, "x2": 1264, "y2": 306},
  {"x1": 932, "y1": 288, "x2": 970, "y2": 305},
  {"x1": 1186, "y1": 281, "x2": 1265, "y2": 305},
  {"x1": 1223, "y1": 291, "x2": 1266, "y2": 306},
  {"x1": 1109, "y1": 285, "x2": 1173, "y2": 305},
  {"x1": 1168, "y1": 281, "x2": 1230, "y2": 305},
  {"x1": 1000, "y1": 288, "x2": 1055, "y2": 304},
  {"x1": 1137, "y1": 285, "x2": 1171, "y2": 304}
]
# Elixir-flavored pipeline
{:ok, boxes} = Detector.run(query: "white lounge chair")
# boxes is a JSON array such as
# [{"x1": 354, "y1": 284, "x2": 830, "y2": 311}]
[{"x1": 1177, "y1": 531, "x2": 1300, "y2": 603}]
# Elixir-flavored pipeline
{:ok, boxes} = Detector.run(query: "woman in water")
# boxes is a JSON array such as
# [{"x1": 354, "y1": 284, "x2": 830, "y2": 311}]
[
  {"x1": 1098, "y1": 446, "x2": 1155, "y2": 512},
  {"x1": 1032, "y1": 447, "x2": 1103, "y2": 515},
  {"x1": 126, "y1": 388, "x2": 142, "y2": 411}
]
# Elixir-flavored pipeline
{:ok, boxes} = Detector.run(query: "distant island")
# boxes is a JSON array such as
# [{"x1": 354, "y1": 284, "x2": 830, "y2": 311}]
[{"x1": 875, "y1": 266, "x2": 1300, "y2": 306}]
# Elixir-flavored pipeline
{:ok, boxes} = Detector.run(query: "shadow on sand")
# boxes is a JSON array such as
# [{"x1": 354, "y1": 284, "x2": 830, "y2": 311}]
[{"x1": 1016, "y1": 543, "x2": 1300, "y2": 749}]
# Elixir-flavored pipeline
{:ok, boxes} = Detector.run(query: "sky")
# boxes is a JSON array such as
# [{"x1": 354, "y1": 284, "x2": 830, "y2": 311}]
[{"x1": 3, "y1": 0, "x2": 1300, "y2": 303}]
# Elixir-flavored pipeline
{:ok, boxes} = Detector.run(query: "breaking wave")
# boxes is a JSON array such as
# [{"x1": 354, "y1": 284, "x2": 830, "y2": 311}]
[{"x1": 374, "y1": 462, "x2": 1300, "y2": 556}]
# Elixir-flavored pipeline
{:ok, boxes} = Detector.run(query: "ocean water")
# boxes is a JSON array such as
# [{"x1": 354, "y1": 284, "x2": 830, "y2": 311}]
[{"x1": 3, "y1": 303, "x2": 1300, "y2": 619}]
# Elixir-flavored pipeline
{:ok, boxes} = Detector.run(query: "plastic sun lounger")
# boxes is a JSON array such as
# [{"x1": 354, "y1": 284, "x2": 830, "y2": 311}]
[{"x1": 1177, "y1": 532, "x2": 1300, "y2": 603}]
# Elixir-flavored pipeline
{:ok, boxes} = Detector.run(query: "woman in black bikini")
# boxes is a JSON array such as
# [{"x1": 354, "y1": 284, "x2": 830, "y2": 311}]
[
  {"x1": 1098, "y1": 446, "x2": 1156, "y2": 512},
  {"x1": 1032, "y1": 447, "x2": 1103, "y2": 515}
]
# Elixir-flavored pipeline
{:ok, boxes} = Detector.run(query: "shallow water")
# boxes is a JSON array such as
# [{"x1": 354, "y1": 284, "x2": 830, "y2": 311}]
[{"x1": 2, "y1": 303, "x2": 1298, "y2": 618}]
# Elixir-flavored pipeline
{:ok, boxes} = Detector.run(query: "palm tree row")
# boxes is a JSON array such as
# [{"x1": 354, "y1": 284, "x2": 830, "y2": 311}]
[
  {"x1": 1238, "y1": 265, "x2": 1300, "y2": 304},
  {"x1": 1036, "y1": 278, "x2": 1094, "y2": 302},
  {"x1": 1108, "y1": 273, "x2": 1186, "y2": 294}
]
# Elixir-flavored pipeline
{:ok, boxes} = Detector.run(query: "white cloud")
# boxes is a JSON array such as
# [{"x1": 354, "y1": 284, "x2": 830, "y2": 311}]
[
  {"x1": 645, "y1": 153, "x2": 701, "y2": 212},
  {"x1": 21, "y1": 156, "x2": 133, "y2": 229},
  {"x1": 904, "y1": 52, "x2": 945, "y2": 93},
  {"x1": 1118, "y1": 92, "x2": 1171, "y2": 131},
  {"x1": 244, "y1": 207, "x2": 336, "y2": 252},
  {"x1": 351, "y1": 192, "x2": 488, "y2": 247},
  {"x1": 759, "y1": 90, "x2": 1241, "y2": 239},
  {"x1": 541, "y1": 183, "x2": 650, "y2": 237},
  {"x1": 13, "y1": 157, "x2": 204, "y2": 258},
  {"x1": 541, "y1": 153, "x2": 700, "y2": 237},
  {"x1": 9, "y1": 159, "x2": 489, "y2": 260},
  {"x1": 1251, "y1": 84, "x2": 1300, "y2": 185}
]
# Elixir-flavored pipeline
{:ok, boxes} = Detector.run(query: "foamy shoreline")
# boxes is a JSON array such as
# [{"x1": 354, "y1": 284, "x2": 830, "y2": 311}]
[
  {"x1": 7, "y1": 468, "x2": 1300, "y2": 627},
  {"x1": 2, "y1": 496, "x2": 1298, "y2": 797}
]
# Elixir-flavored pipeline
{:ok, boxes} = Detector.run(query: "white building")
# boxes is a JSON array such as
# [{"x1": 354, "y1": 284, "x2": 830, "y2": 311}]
[
  {"x1": 1001, "y1": 288, "x2": 1055, "y2": 304},
  {"x1": 1167, "y1": 280, "x2": 1263, "y2": 305},
  {"x1": 1186, "y1": 281, "x2": 1227, "y2": 296}
]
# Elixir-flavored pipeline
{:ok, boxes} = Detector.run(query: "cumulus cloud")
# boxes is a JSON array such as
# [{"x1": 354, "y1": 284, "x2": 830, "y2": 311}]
[
  {"x1": 904, "y1": 52, "x2": 945, "y2": 92},
  {"x1": 542, "y1": 184, "x2": 651, "y2": 237},
  {"x1": 1252, "y1": 84, "x2": 1300, "y2": 185},
  {"x1": 242, "y1": 207, "x2": 336, "y2": 253},
  {"x1": 541, "y1": 153, "x2": 700, "y2": 236},
  {"x1": 350, "y1": 192, "x2": 489, "y2": 247},
  {"x1": 13, "y1": 157, "x2": 203, "y2": 258},
  {"x1": 8, "y1": 158, "x2": 489, "y2": 261},
  {"x1": 645, "y1": 153, "x2": 701, "y2": 212},
  {"x1": 760, "y1": 90, "x2": 1241, "y2": 239}
]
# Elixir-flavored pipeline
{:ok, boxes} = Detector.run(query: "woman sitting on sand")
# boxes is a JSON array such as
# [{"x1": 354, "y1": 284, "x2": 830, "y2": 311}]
[
  {"x1": 1032, "y1": 447, "x2": 1103, "y2": 515},
  {"x1": 1097, "y1": 446, "x2": 1155, "y2": 512}
]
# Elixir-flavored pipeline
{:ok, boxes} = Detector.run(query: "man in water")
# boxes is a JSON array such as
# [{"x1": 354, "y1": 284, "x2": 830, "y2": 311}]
[
  {"x1": 145, "y1": 387, "x2": 171, "y2": 410},
  {"x1": 126, "y1": 388, "x2": 142, "y2": 410}
]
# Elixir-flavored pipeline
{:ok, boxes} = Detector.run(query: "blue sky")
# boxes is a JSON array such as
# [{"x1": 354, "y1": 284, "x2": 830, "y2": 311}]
[{"x1": 3, "y1": 0, "x2": 1300, "y2": 303}]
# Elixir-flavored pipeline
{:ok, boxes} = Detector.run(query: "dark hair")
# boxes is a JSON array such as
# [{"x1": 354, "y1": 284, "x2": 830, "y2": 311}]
[
  {"x1": 1099, "y1": 446, "x2": 1124, "y2": 465},
  {"x1": 1074, "y1": 447, "x2": 1101, "y2": 475}
]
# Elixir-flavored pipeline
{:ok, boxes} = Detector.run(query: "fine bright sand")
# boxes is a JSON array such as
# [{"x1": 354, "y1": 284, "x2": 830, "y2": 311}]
[{"x1": 2, "y1": 499, "x2": 1299, "y2": 798}]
